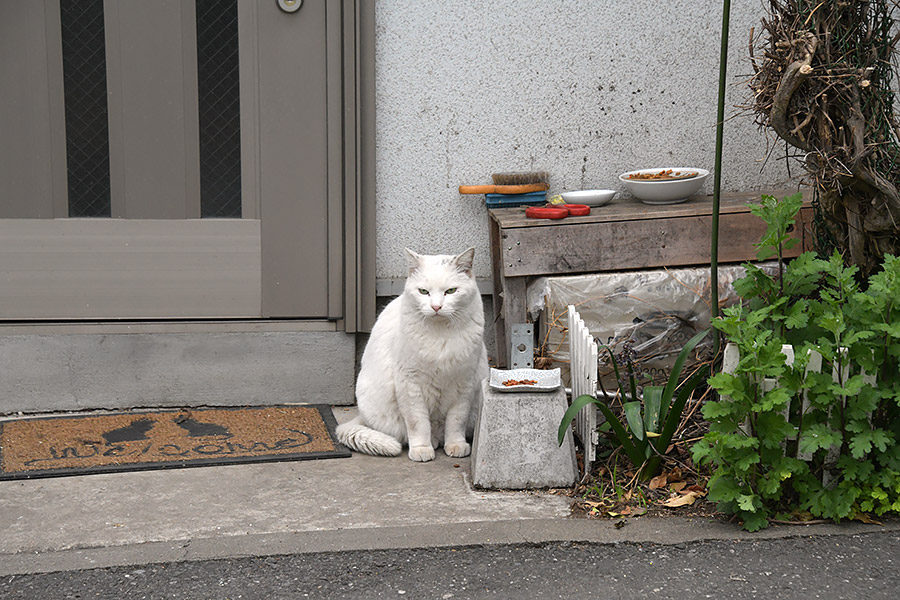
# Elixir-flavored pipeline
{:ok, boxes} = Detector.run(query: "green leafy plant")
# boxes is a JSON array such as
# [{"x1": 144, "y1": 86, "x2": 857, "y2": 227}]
[
  {"x1": 559, "y1": 329, "x2": 709, "y2": 481},
  {"x1": 694, "y1": 194, "x2": 900, "y2": 531}
]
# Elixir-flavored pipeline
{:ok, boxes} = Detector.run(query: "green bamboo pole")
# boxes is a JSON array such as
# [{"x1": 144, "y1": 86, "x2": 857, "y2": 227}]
[{"x1": 711, "y1": 0, "x2": 732, "y2": 364}]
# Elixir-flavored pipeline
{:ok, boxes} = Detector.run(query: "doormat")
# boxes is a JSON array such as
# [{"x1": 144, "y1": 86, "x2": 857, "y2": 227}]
[{"x1": 0, "y1": 405, "x2": 350, "y2": 480}]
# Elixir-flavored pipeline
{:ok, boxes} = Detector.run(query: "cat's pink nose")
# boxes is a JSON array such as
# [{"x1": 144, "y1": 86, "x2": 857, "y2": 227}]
[{"x1": 431, "y1": 305, "x2": 441, "y2": 313}]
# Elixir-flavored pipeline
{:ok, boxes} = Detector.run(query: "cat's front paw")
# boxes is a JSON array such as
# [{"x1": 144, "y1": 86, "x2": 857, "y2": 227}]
[
  {"x1": 408, "y1": 445, "x2": 435, "y2": 462},
  {"x1": 444, "y1": 441, "x2": 471, "y2": 458}
]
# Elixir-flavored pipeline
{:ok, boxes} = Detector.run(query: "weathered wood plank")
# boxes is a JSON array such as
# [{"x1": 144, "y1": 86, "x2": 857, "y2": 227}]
[
  {"x1": 489, "y1": 189, "x2": 810, "y2": 230},
  {"x1": 500, "y1": 207, "x2": 813, "y2": 278},
  {"x1": 488, "y1": 217, "x2": 510, "y2": 366}
]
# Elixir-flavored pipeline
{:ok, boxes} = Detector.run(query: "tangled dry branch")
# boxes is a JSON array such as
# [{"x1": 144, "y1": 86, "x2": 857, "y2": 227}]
[{"x1": 749, "y1": 0, "x2": 900, "y2": 275}]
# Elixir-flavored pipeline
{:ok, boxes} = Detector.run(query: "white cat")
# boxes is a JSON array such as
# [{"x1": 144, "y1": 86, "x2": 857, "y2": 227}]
[{"x1": 336, "y1": 247, "x2": 489, "y2": 462}]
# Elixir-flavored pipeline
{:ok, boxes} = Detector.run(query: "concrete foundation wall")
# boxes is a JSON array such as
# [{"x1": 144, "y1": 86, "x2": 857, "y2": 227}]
[{"x1": 0, "y1": 331, "x2": 356, "y2": 415}]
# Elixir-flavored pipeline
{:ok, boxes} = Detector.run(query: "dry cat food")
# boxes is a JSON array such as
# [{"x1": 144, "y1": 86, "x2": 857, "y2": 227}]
[
  {"x1": 502, "y1": 379, "x2": 538, "y2": 387},
  {"x1": 626, "y1": 169, "x2": 698, "y2": 181}
]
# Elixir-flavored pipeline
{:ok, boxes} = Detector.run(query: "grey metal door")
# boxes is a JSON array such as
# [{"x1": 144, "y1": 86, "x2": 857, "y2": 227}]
[{"x1": 0, "y1": 0, "x2": 343, "y2": 320}]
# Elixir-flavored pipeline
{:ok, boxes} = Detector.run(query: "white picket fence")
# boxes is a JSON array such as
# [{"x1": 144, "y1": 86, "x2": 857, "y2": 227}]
[
  {"x1": 722, "y1": 342, "x2": 877, "y2": 483},
  {"x1": 566, "y1": 303, "x2": 883, "y2": 482},
  {"x1": 567, "y1": 305, "x2": 598, "y2": 478}
]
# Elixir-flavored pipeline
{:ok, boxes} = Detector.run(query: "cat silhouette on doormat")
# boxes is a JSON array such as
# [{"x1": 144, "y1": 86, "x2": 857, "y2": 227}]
[
  {"x1": 173, "y1": 415, "x2": 233, "y2": 439},
  {"x1": 102, "y1": 418, "x2": 155, "y2": 444}
]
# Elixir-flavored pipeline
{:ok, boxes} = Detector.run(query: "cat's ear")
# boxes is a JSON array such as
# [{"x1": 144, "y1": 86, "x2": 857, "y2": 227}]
[
  {"x1": 453, "y1": 247, "x2": 476, "y2": 276},
  {"x1": 404, "y1": 248, "x2": 423, "y2": 274}
]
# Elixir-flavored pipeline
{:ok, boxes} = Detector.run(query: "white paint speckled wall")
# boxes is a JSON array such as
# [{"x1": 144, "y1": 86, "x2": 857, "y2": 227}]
[{"x1": 374, "y1": 0, "x2": 792, "y2": 280}]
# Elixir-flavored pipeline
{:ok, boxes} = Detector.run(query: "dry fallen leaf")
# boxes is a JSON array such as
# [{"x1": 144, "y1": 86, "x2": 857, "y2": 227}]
[
  {"x1": 661, "y1": 490, "x2": 701, "y2": 508},
  {"x1": 852, "y1": 511, "x2": 882, "y2": 525},
  {"x1": 682, "y1": 484, "x2": 708, "y2": 497},
  {"x1": 649, "y1": 474, "x2": 668, "y2": 490},
  {"x1": 669, "y1": 481, "x2": 687, "y2": 493}
]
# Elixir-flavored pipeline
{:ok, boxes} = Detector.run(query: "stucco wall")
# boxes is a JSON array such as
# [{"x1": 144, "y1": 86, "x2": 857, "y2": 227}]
[{"x1": 374, "y1": 0, "x2": 792, "y2": 280}]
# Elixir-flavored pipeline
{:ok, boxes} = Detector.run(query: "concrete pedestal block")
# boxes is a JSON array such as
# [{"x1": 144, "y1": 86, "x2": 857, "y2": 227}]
[{"x1": 471, "y1": 378, "x2": 578, "y2": 489}]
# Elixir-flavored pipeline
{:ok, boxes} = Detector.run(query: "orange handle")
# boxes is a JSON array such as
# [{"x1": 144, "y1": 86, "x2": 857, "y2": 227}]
[{"x1": 458, "y1": 183, "x2": 549, "y2": 195}]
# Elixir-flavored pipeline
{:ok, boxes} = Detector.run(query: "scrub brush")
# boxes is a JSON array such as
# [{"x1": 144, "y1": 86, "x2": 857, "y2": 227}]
[{"x1": 491, "y1": 171, "x2": 550, "y2": 186}]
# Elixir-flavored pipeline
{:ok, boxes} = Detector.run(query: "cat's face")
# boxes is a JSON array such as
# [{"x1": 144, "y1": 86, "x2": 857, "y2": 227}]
[{"x1": 403, "y1": 248, "x2": 477, "y2": 320}]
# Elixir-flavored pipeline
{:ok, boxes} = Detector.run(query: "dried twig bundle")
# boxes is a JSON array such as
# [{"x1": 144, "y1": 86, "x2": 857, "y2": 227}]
[{"x1": 749, "y1": 0, "x2": 900, "y2": 274}]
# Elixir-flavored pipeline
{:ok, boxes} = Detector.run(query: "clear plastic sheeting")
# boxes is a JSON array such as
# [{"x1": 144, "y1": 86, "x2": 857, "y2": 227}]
[{"x1": 529, "y1": 264, "x2": 775, "y2": 389}]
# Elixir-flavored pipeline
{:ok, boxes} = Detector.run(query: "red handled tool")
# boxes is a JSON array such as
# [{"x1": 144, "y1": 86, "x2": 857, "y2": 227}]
[
  {"x1": 562, "y1": 204, "x2": 591, "y2": 216},
  {"x1": 525, "y1": 206, "x2": 569, "y2": 220},
  {"x1": 525, "y1": 204, "x2": 591, "y2": 220}
]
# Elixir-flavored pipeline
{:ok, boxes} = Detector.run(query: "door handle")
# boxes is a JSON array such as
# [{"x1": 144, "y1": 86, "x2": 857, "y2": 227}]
[{"x1": 277, "y1": 0, "x2": 302, "y2": 13}]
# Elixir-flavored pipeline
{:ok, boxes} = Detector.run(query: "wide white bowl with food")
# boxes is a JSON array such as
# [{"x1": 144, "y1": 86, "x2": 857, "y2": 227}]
[
  {"x1": 489, "y1": 368, "x2": 561, "y2": 392},
  {"x1": 619, "y1": 168, "x2": 709, "y2": 204},
  {"x1": 559, "y1": 189, "x2": 616, "y2": 207}
]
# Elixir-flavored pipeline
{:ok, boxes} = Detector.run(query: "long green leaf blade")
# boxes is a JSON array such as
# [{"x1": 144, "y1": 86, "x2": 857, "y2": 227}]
[
  {"x1": 660, "y1": 329, "x2": 709, "y2": 419},
  {"x1": 557, "y1": 393, "x2": 598, "y2": 446},
  {"x1": 643, "y1": 386, "x2": 663, "y2": 433},
  {"x1": 656, "y1": 369, "x2": 706, "y2": 452},
  {"x1": 593, "y1": 400, "x2": 647, "y2": 469},
  {"x1": 624, "y1": 402, "x2": 645, "y2": 441}
]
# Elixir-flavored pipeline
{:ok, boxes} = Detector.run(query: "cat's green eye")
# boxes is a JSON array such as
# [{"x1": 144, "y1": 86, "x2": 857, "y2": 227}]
[
  {"x1": 418, "y1": 288, "x2": 429, "y2": 295},
  {"x1": 445, "y1": 288, "x2": 457, "y2": 294}
]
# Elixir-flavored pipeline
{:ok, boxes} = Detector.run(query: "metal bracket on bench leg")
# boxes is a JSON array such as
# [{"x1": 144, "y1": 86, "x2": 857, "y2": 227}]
[{"x1": 510, "y1": 323, "x2": 533, "y2": 369}]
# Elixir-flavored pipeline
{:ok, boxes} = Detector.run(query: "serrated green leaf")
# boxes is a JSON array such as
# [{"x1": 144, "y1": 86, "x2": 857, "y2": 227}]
[
  {"x1": 708, "y1": 372, "x2": 746, "y2": 400},
  {"x1": 828, "y1": 373, "x2": 868, "y2": 398},
  {"x1": 702, "y1": 400, "x2": 739, "y2": 420},
  {"x1": 842, "y1": 330, "x2": 876, "y2": 347},
  {"x1": 735, "y1": 452, "x2": 761, "y2": 472},
  {"x1": 756, "y1": 412, "x2": 796, "y2": 449},
  {"x1": 798, "y1": 424, "x2": 841, "y2": 454},
  {"x1": 691, "y1": 439, "x2": 713, "y2": 463},
  {"x1": 741, "y1": 510, "x2": 770, "y2": 532},
  {"x1": 850, "y1": 432, "x2": 873, "y2": 459},
  {"x1": 707, "y1": 473, "x2": 743, "y2": 503},
  {"x1": 720, "y1": 432, "x2": 758, "y2": 450},
  {"x1": 773, "y1": 456, "x2": 807, "y2": 480},
  {"x1": 873, "y1": 321, "x2": 900, "y2": 338},
  {"x1": 849, "y1": 429, "x2": 893, "y2": 459},
  {"x1": 784, "y1": 300, "x2": 810, "y2": 329},
  {"x1": 737, "y1": 493, "x2": 758, "y2": 512},
  {"x1": 758, "y1": 476, "x2": 778, "y2": 496},
  {"x1": 838, "y1": 455, "x2": 875, "y2": 480},
  {"x1": 755, "y1": 387, "x2": 791, "y2": 412}
]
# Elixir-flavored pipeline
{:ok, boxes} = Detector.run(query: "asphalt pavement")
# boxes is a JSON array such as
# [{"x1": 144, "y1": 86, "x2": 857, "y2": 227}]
[{"x1": 3, "y1": 532, "x2": 899, "y2": 599}]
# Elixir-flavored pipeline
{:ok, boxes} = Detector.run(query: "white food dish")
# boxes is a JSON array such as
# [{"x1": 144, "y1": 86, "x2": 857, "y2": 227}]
[
  {"x1": 619, "y1": 168, "x2": 709, "y2": 205},
  {"x1": 560, "y1": 189, "x2": 616, "y2": 207},
  {"x1": 489, "y1": 367, "x2": 562, "y2": 393}
]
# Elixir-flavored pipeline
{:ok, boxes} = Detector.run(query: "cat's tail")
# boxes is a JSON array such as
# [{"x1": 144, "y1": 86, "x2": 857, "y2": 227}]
[{"x1": 335, "y1": 416, "x2": 403, "y2": 457}]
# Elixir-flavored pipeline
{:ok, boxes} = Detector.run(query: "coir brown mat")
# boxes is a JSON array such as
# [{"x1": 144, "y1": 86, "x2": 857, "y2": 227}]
[{"x1": 0, "y1": 405, "x2": 350, "y2": 480}]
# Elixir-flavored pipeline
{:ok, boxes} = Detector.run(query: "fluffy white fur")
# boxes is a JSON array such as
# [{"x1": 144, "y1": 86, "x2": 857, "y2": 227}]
[{"x1": 336, "y1": 247, "x2": 489, "y2": 462}]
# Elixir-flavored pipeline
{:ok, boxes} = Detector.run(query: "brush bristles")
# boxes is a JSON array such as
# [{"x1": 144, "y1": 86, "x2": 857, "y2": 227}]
[{"x1": 491, "y1": 171, "x2": 550, "y2": 185}]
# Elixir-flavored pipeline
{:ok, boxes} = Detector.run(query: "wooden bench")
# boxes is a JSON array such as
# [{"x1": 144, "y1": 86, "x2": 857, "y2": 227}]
[{"x1": 488, "y1": 190, "x2": 814, "y2": 367}]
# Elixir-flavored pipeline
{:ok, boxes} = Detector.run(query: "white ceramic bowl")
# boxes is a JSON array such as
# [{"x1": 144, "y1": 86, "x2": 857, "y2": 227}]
[
  {"x1": 619, "y1": 168, "x2": 709, "y2": 204},
  {"x1": 559, "y1": 189, "x2": 616, "y2": 207}
]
